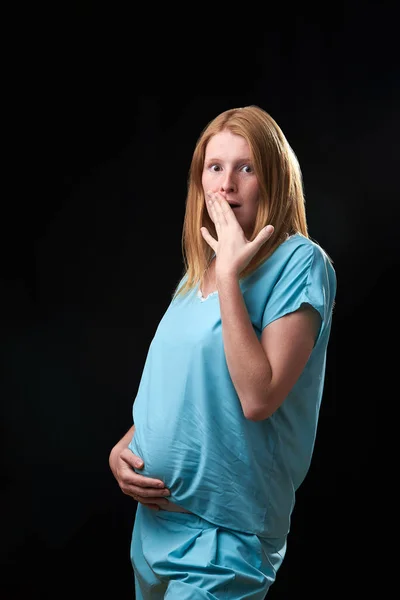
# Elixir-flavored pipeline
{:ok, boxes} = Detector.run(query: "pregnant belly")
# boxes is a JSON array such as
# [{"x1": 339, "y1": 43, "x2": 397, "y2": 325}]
[{"x1": 129, "y1": 429, "x2": 206, "y2": 503}]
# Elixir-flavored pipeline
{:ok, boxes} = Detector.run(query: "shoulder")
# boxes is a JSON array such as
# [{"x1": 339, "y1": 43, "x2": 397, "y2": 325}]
[
  {"x1": 278, "y1": 233, "x2": 331, "y2": 259},
  {"x1": 273, "y1": 233, "x2": 336, "y2": 279},
  {"x1": 258, "y1": 233, "x2": 336, "y2": 329}
]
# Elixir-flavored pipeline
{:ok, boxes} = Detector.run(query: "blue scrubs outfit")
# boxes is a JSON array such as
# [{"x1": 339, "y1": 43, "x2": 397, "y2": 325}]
[
  {"x1": 129, "y1": 233, "x2": 336, "y2": 597},
  {"x1": 131, "y1": 504, "x2": 286, "y2": 599}
]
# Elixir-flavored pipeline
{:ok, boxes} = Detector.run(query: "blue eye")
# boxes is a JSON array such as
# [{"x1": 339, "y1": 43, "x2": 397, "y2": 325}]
[{"x1": 206, "y1": 163, "x2": 253, "y2": 173}]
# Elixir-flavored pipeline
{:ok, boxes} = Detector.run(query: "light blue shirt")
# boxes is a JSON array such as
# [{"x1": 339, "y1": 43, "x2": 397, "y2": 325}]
[{"x1": 129, "y1": 233, "x2": 336, "y2": 539}]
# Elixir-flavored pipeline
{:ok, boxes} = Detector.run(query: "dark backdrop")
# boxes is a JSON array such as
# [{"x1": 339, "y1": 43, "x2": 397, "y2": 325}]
[{"x1": 1, "y1": 6, "x2": 397, "y2": 599}]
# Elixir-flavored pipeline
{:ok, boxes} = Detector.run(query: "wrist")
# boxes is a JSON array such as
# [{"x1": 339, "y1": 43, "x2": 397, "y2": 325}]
[{"x1": 216, "y1": 271, "x2": 240, "y2": 287}]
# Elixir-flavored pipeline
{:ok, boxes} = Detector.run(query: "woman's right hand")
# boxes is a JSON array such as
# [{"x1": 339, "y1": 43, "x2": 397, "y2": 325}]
[{"x1": 109, "y1": 445, "x2": 171, "y2": 511}]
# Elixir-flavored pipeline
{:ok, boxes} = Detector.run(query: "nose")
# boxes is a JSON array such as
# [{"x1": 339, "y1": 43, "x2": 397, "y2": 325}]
[{"x1": 220, "y1": 171, "x2": 237, "y2": 193}]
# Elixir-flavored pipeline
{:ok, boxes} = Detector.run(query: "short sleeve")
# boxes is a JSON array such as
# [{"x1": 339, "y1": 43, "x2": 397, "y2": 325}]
[{"x1": 261, "y1": 243, "x2": 336, "y2": 332}]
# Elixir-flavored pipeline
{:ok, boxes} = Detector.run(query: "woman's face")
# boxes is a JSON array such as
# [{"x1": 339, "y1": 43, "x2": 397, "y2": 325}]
[{"x1": 202, "y1": 130, "x2": 260, "y2": 238}]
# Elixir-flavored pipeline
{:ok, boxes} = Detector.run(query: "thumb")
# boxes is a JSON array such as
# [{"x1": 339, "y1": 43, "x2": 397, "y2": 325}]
[
  {"x1": 254, "y1": 225, "x2": 274, "y2": 247},
  {"x1": 122, "y1": 447, "x2": 144, "y2": 469},
  {"x1": 200, "y1": 227, "x2": 216, "y2": 252}
]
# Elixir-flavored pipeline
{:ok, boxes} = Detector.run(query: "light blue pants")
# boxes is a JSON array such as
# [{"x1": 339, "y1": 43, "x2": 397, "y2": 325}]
[{"x1": 131, "y1": 503, "x2": 286, "y2": 599}]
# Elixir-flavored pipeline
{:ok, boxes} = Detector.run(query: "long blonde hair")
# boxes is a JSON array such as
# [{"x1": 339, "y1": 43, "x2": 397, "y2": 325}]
[{"x1": 172, "y1": 105, "x2": 309, "y2": 300}]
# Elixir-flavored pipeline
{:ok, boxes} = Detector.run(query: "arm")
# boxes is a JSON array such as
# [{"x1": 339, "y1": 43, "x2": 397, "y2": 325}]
[
  {"x1": 218, "y1": 275, "x2": 320, "y2": 421},
  {"x1": 109, "y1": 425, "x2": 170, "y2": 510}
]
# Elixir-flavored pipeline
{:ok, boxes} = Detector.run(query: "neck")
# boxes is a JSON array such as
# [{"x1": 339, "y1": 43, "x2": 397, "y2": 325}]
[{"x1": 203, "y1": 256, "x2": 216, "y2": 284}]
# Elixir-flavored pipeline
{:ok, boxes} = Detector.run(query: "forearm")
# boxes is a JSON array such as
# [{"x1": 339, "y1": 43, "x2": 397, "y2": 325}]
[{"x1": 217, "y1": 275, "x2": 272, "y2": 420}]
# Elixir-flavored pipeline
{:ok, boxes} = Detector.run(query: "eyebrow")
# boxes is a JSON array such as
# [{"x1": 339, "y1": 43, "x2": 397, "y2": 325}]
[{"x1": 205, "y1": 156, "x2": 253, "y2": 163}]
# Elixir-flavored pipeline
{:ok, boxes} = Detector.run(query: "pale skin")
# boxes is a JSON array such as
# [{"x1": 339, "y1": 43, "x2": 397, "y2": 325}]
[
  {"x1": 201, "y1": 131, "x2": 321, "y2": 420},
  {"x1": 109, "y1": 129, "x2": 321, "y2": 507},
  {"x1": 109, "y1": 425, "x2": 171, "y2": 511}
]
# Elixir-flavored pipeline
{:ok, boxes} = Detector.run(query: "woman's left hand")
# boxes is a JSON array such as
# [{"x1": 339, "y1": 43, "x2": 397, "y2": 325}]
[{"x1": 200, "y1": 191, "x2": 274, "y2": 279}]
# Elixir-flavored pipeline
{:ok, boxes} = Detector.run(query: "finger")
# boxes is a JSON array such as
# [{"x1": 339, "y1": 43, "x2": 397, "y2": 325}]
[
  {"x1": 133, "y1": 497, "x2": 168, "y2": 510},
  {"x1": 263, "y1": 224, "x2": 274, "y2": 237},
  {"x1": 218, "y1": 196, "x2": 238, "y2": 223},
  {"x1": 120, "y1": 448, "x2": 146, "y2": 470},
  {"x1": 123, "y1": 485, "x2": 168, "y2": 500},
  {"x1": 133, "y1": 494, "x2": 170, "y2": 506},
  {"x1": 211, "y1": 195, "x2": 241, "y2": 230},
  {"x1": 209, "y1": 193, "x2": 228, "y2": 226},
  {"x1": 206, "y1": 195, "x2": 219, "y2": 228},
  {"x1": 206, "y1": 192, "x2": 224, "y2": 229},
  {"x1": 129, "y1": 473, "x2": 167, "y2": 489},
  {"x1": 128, "y1": 483, "x2": 170, "y2": 498},
  {"x1": 142, "y1": 504, "x2": 161, "y2": 511},
  {"x1": 139, "y1": 497, "x2": 170, "y2": 508},
  {"x1": 253, "y1": 225, "x2": 274, "y2": 247},
  {"x1": 200, "y1": 227, "x2": 217, "y2": 252}
]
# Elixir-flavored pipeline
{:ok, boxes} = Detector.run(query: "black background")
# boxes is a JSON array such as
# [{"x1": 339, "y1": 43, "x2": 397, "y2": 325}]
[{"x1": 1, "y1": 5, "x2": 397, "y2": 599}]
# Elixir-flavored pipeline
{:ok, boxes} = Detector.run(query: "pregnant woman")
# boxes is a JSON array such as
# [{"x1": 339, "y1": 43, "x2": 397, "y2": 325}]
[{"x1": 109, "y1": 105, "x2": 336, "y2": 599}]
